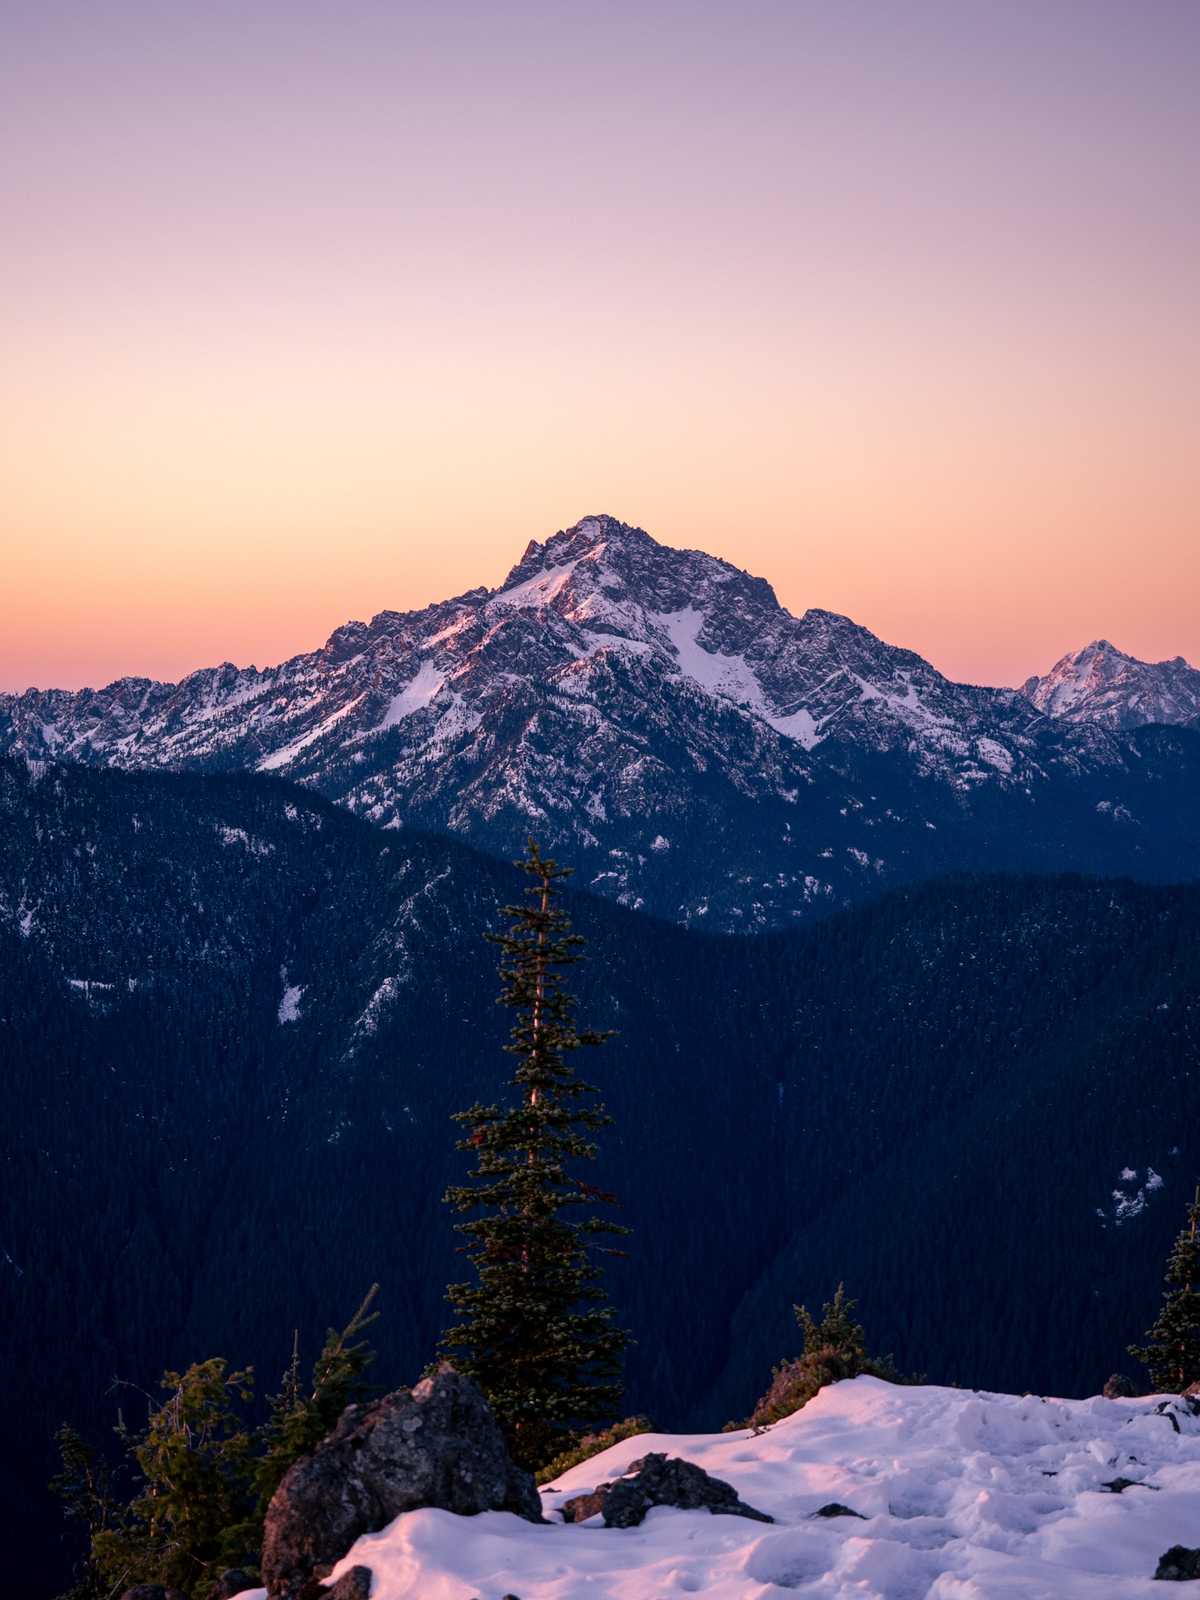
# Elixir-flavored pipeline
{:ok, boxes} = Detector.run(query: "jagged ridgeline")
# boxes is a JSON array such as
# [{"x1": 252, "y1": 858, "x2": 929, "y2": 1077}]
[
  {"x1": 3, "y1": 755, "x2": 1200, "y2": 1590},
  {"x1": 3, "y1": 516, "x2": 1200, "y2": 932}
]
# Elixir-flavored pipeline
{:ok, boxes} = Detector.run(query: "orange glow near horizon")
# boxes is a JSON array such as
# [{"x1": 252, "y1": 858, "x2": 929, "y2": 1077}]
[{"x1": 2, "y1": 2, "x2": 1198, "y2": 693}]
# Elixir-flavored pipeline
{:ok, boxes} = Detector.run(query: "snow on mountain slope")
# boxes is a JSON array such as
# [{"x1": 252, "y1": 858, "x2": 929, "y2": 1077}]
[
  {"x1": 233, "y1": 1377, "x2": 1200, "y2": 1599},
  {"x1": 3, "y1": 515, "x2": 1198, "y2": 928},
  {"x1": 0, "y1": 514, "x2": 1040, "y2": 784},
  {"x1": 1022, "y1": 639, "x2": 1200, "y2": 731}
]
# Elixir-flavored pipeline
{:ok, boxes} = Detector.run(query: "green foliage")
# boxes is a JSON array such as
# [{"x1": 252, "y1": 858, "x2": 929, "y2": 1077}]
[
  {"x1": 54, "y1": 1292, "x2": 378, "y2": 1600},
  {"x1": 440, "y1": 839, "x2": 629, "y2": 1470},
  {"x1": 88, "y1": 1358, "x2": 258, "y2": 1596},
  {"x1": 536, "y1": 1415, "x2": 654, "y2": 1485},
  {"x1": 254, "y1": 1284, "x2": 379, "y2": 1510},
  {"x1": 49, "y1": 1425, "x2": 122, "y2": 1600},
  {"x1": 1131, "y1": 1185, "x2": 1200, "y2": 1392},
  {"x1": 741, "y1": 1285, "x2": 903, "y2": 1430}
]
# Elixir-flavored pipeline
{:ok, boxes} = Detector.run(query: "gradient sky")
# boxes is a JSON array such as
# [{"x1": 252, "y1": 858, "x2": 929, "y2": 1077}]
[{"x1": 3, "y1": 0, "x2": 1197, "y2": 693}]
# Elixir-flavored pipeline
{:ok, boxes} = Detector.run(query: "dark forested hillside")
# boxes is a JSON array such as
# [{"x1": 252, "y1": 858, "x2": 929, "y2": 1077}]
[{"x1": 3, "y1": 755, "x2": 1199, "y2": 1590}]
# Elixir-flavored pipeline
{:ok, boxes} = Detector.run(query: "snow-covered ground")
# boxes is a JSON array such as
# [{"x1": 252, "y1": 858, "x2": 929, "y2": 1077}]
[{"x1": 239, "y1": 1376, "x2": 1200, "y2": 1598}]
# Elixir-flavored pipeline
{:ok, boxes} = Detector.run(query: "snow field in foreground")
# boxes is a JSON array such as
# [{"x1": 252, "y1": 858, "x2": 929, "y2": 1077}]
[{"x1": 242, "y1": 1376, "x2": 1200, "y2": 1599}]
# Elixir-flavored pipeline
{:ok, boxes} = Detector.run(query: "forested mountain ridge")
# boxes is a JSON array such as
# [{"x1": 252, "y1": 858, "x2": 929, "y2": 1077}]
[
  {"x1": 3, "y1": 517, "x2": 1199, "y2": 929},
  {"x1": 4, "y1": 755, "x2": 1199, "y2": 1589}
]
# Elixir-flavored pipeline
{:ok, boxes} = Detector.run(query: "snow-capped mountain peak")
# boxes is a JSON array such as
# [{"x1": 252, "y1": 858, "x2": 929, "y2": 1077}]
[
  {"x1": 3, "y1": 514, "x2": 1198, "y2": 929},
  {"x1": 1022, "y1": 639, "x2": 1200, "y2": 729}
]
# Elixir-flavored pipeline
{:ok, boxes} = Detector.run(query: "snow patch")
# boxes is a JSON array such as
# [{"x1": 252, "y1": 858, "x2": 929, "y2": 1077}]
[
  {"x1": 355, "y1": 976, "x2": 404, "y2": 1036},
  {"x1": 491, "y1": 558, "x2": 582, "y2": 612},
  {"x1": 1098, "y1": 1166, "x2": 1166, "y2": 1227},
  {"x1": 655, "y1": 607, "x2": 823, "y2": 748},
  {"x1": 853, "y1": 670, "x2": 952, "y2": 731},
  {"x1": 277, "y1": 971, "x2": 304, "y2": 1025},
  {"x1": 218, "y1": 825, "x2": 275, "y2": 856},
  {"x1": 257, "y1": 694, "x2": 365, "y2": 771},
  {"x1": 977, "y1": 736, "x2": 1015, "y2": 773},
  {"x1": 379, "y1": 661, "x2": 446, "y2": 729},
  {"x1": 226, "y1": 1377, "x2": 1200, "y2": 1600},
  {"x1": 770, "y1": 705, "x2": 822, "y2": 749}
]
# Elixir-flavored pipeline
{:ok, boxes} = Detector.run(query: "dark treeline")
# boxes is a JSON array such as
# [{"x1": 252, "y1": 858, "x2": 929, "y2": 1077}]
[{"x1": 3, "y1": 756, "x2": 1199, "y2": 1591}]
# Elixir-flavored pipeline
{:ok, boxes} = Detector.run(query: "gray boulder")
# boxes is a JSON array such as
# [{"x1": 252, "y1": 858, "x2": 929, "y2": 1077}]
[
  {"x1": 560, "y1": 1452, "x2": 773, "y2": 1528},
  {"x1": 261, "y1": 1365, "x2": 541, "y2": 1600}
]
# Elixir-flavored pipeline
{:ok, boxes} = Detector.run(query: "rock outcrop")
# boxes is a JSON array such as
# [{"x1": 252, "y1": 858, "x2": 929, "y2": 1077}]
[
  {"x1": 1155, "y1": 1545, "x2": 1200, "y2": 1581},
  {"x1": 261, "y1": 1366, "x2": 541, "y2": 1600},
  {"x1": 559, "y1": 1451, "x2": 773, "y2": 1528}
]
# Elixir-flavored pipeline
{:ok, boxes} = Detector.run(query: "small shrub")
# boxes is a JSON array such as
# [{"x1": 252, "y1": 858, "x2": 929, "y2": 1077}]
[
  {"x1": 54, "y1": 1289, "x2": 378, "y2": 1600},
  {"x1": 537, "y1": 1416, "x2": 654, "y2": 1484},
  {"x1": 737, "y1": 1284, "x2": 905, "y2": 1431}
]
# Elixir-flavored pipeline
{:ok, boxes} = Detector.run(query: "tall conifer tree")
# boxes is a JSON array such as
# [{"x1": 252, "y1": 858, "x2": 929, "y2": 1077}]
[
  {"x1": 1131, "y1": 1184, "x2": 1200, "y2": 1392},
  {"x1": 441, "y1": 840, "x2": 628, "y2": 1469}
]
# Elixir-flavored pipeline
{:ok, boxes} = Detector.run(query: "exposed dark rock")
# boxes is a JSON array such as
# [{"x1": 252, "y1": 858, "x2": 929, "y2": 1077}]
[
  {"x1": 1156, "y1": 1401, "x2": 1183, "y2": 1433},
  {"x1": 1102, "y1": 1477, "x2": 1158, "y2": 1493},
  {"x1": 1103, "y1": 1374, "x2": 1137, "y2": 1399},
  {"x1": 322, "y1": 1569, "x2": 372, "y2": 1600},
  {"x1": 559, "y1": 1452, "x2": 772, "y2": 1528},
  {"x1": 558, "y1": 1485, "x2": 609, "y2": 1524},
  {"x1": 209, "y1": 1573, "x2": 259, "y2": 1600},
  {"x1": 261, "y1": 1366, "x2": 541, "y2": 1600},
  {"x1": 1155, "y1": 1545, "x2": 1200, "y2": 1580},
  {"x1": 812, "y1": 1502, "x2": 867, "y2": 1518}
]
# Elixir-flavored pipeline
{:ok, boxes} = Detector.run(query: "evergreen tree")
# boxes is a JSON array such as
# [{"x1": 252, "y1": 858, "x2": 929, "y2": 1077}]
[
  {"x1": 440, "y1": 840, "x2": 628, "y2": 1469},
  {"x1": 53, "y1": 1290, "x2": 379, "y2": 1600},
  {"x1": 743, "y1": 1284, "x2": 902, "y2": 1429},
  {"x1": 89, "y1": 1359, "x2": 258, "y2": 1596},
  {"x1": 254, "y1": 1284, "x2": 380, "y2": 1508},
  {"x1": 1131, "y1": 1184, "x2": 1200, "y2": 1392},
  {"x1": 49, "y1": 1426, "x2": 121, "y2": 1600}
]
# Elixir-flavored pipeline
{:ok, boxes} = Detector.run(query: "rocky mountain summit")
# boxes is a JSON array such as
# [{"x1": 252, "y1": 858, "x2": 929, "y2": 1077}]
[
  {"x1": 1022, "y1": 638, "x2": 1200, "y2": 731},
  {"x1": 3, "y1": 516, "x2": 1198, "y2": 927}
]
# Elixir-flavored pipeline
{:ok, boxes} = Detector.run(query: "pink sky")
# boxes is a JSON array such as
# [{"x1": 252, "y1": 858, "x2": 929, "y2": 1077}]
[{"x1": 2, "y1": 1, "x2": 1197, "y2": 693}]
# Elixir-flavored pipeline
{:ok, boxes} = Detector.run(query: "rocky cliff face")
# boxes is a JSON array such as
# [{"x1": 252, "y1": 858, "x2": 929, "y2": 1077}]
[
  {"x1": 1022, "y1": 638, "x2": 1200, "y2": 731},
  {"x1": 3, "y1": 516, "x2": 1197, "y2": 927}
]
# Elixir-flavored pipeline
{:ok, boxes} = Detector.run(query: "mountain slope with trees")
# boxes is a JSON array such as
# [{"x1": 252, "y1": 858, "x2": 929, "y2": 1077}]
[{"x1": 3, "y1": 756, "x2": 1199, "y2": 1589}]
